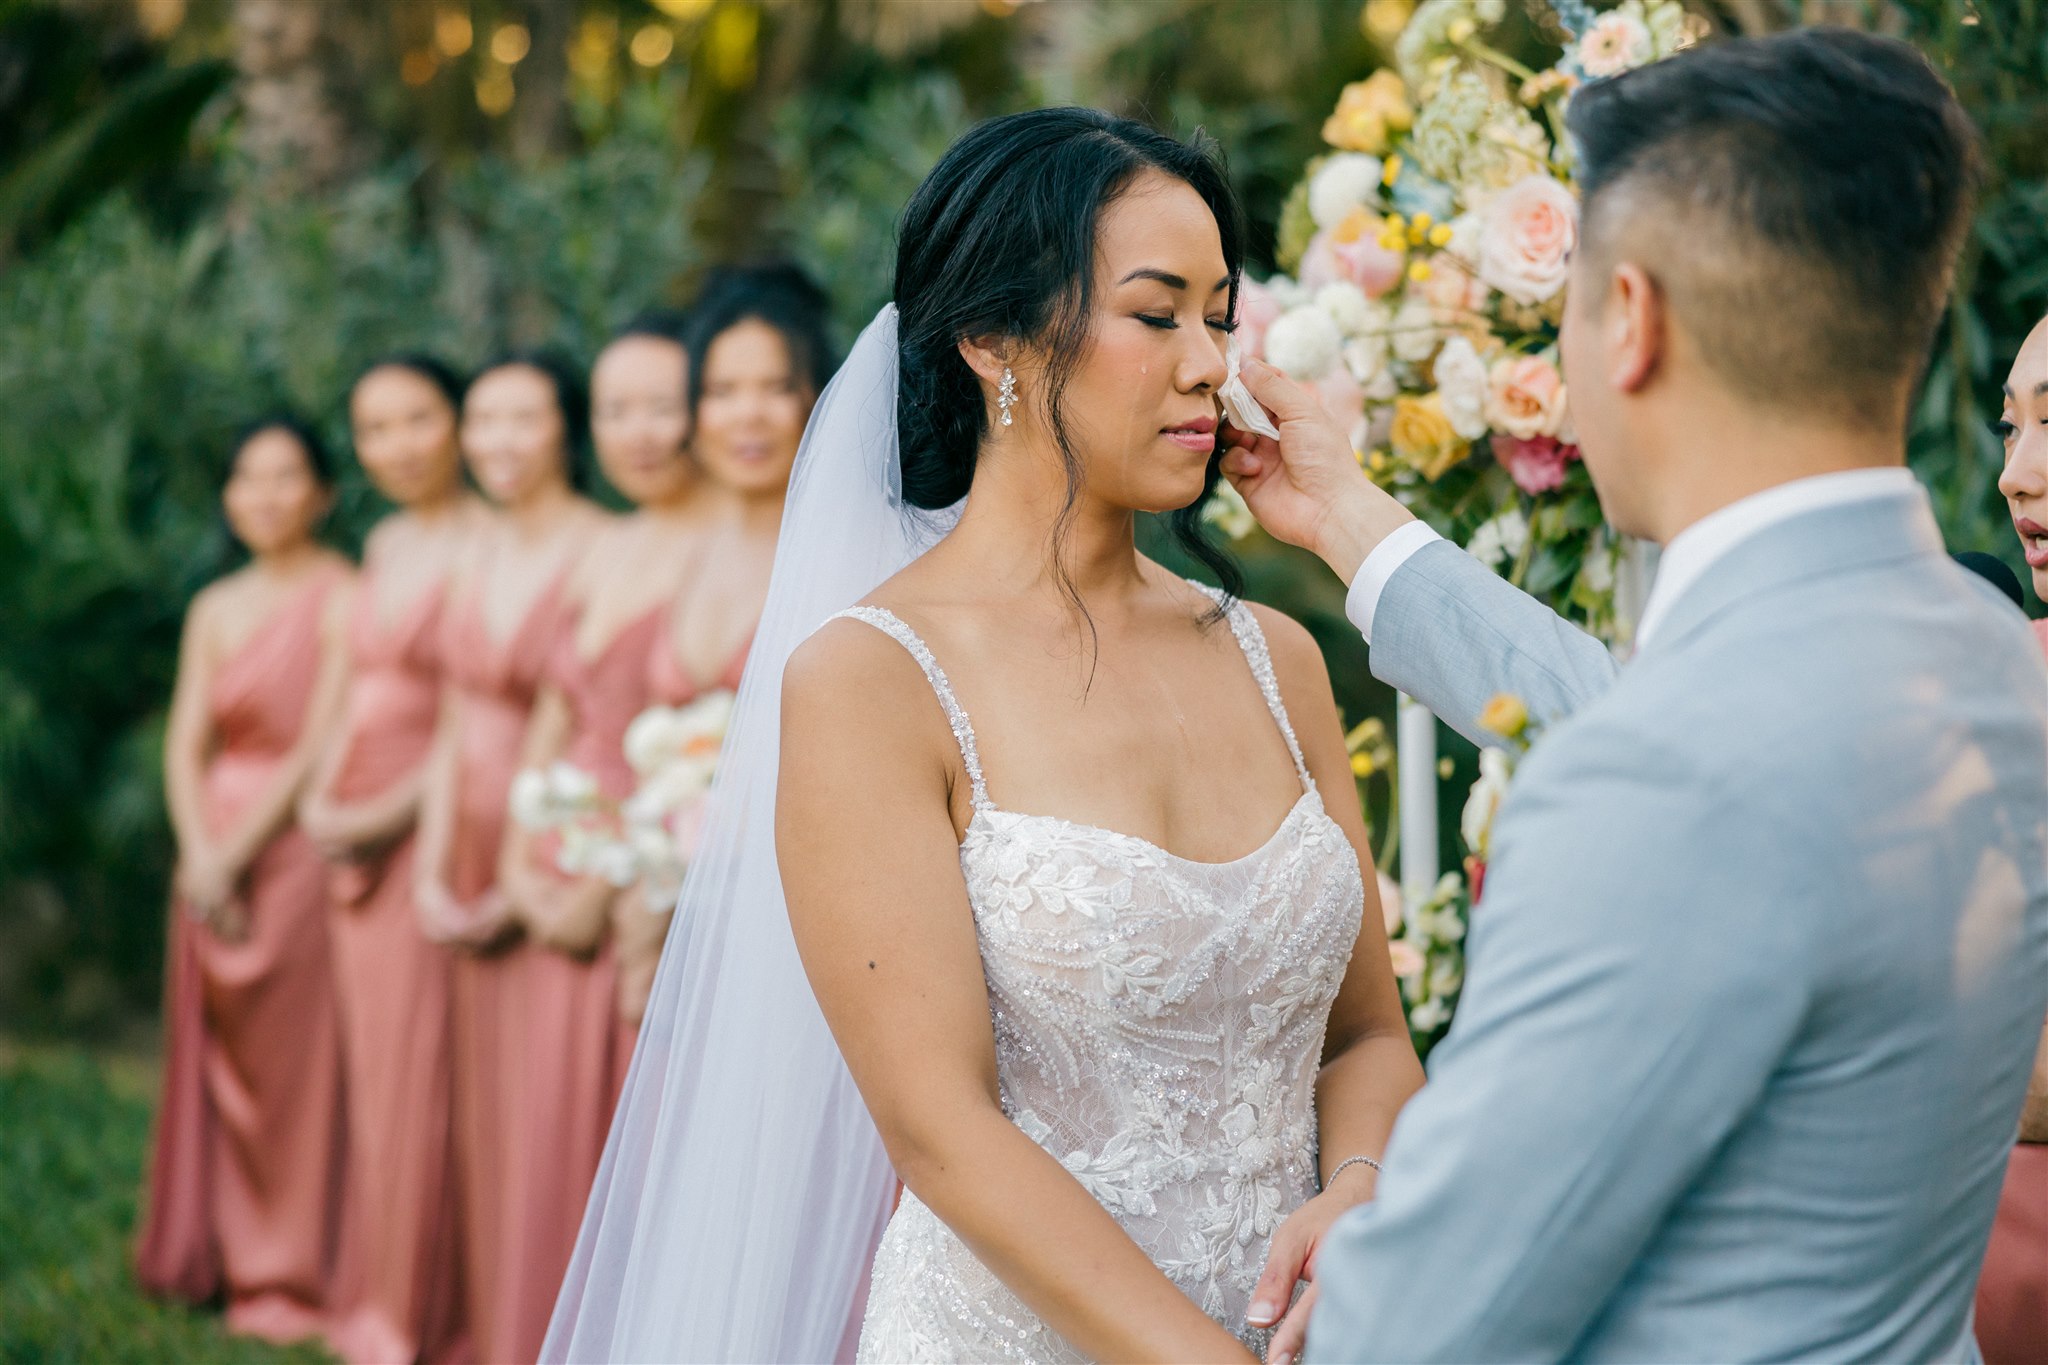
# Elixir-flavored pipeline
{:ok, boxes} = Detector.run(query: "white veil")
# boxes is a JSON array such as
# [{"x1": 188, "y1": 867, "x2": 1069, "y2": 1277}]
[{"x1": 544, "y1": 305, "x2": 956, "y2": 1363}]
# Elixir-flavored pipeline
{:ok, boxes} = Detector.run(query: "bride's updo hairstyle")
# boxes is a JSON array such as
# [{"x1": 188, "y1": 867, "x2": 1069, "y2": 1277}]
[{"x1": 894, "y1": 107, "x2": 1247, "y2": 603}]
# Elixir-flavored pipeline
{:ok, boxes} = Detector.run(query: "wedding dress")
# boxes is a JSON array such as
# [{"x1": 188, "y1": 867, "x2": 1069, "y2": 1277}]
[{"x1": 838, "y1": 589, "x2": 1365, "y2": 1363}]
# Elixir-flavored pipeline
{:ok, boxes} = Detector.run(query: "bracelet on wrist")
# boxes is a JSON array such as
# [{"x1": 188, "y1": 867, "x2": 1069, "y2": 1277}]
[{"x1": 1326, "y1": 1154, "x2": 1382, "y2": 1189}]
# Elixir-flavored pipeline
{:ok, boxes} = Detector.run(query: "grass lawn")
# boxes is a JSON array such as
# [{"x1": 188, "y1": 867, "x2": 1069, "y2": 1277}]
[{"x1": 0, "y1": 1037, "x2": 334, "y2": 1365}]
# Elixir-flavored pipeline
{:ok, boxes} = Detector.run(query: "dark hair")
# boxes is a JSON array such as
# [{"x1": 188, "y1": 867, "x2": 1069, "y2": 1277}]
[
  {"x1": 351, "y1": 353, "x2": 465, "y2": 411},
  {"x1": 681, "y1": 263, "x2": 838, "y2": 419},
  {"x1": 1566, "y1": 28, "x2": 1979, "y2": 424},
  {"x1": 464, "y1": 349, "x2": 592, "y2": 491},
  {"x1": 1954, "y1": 550, "x2": 2026, "y2": 611},
  {"x1": 612, "y1": 307, "x2": 691, "y2": 347},
  {"x1": 226, "y1": 413, "x2": 335, "y2": 488},
  {"x1": 892, "y1": 107, "x2": 1247, "y2": 618}
]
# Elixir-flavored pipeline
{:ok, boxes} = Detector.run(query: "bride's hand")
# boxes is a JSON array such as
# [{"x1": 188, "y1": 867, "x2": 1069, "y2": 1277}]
[
  {"x1": 1246, "y1": 1166, "x2": 1379, "y2": 1365},
  {"x1": 1220, "y1": 357, "x2": 1416, "y2": 584}
]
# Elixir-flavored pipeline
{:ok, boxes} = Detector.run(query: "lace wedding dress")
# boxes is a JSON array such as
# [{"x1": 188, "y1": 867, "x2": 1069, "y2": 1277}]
[{"x1": 837, "y1": 588, "x2": 1366, "y2": 1363}]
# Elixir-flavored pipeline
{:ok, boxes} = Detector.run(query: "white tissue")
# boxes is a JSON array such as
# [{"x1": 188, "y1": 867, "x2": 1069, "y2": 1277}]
[{"x1": 1219, "y1": 334, "x2": 1281, "y2": 440}]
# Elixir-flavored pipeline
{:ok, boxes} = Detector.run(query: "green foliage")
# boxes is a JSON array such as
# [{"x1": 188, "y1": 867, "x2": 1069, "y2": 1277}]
[
  {"x1": 0, "y1": 117, "x2": 703, "y2": 1033},
  {"x1": 0, "y1": 1041, "x2": 333, "y2": 1363}
]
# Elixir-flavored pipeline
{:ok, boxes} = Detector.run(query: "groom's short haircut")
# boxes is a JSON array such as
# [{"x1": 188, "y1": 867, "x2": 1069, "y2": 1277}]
[{"x1": 1566, "y1": 28, "x2": 1979, "y2": 428}]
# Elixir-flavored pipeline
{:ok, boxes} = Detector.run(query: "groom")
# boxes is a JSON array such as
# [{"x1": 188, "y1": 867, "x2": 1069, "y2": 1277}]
[{"x1": 1226, "y1": 28, "x2": 2048, "y2": 1363}]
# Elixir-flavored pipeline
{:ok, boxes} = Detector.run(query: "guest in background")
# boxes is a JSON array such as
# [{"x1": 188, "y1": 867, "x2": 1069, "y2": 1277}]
[
  {"x1": 482, "y1": 312, "x2": 698, "y2": 1342},
  {"x1": 301, "y1": 357, "x2": 482, "y2": 1365},
  {"x1": 136, "y1": 417, "x2": 354, "y2": 1344},
  {"x1": 1979, "y1": 310, "x2": 2048, "y2": 1365},
  {"x1": 412, "y1": 352, "x2": 605, "y2": 1365},
  {"x1": 617, "y1": 267, "x2": 832, "y2": 1024}
]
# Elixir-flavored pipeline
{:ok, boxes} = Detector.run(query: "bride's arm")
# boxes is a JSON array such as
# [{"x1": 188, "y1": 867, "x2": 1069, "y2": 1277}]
[
  {"x1": 779, "y1": 621, "x2": 1255, "y2": 1365},
  {"x1": 1245, "y1": 607, "x2": 1426, "y2": 1365}
]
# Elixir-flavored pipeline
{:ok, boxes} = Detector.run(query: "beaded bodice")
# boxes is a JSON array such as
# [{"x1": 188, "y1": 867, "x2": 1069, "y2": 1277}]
[{"x1": 839, "y1": 589, "x2": 1365, "y2": 1362}]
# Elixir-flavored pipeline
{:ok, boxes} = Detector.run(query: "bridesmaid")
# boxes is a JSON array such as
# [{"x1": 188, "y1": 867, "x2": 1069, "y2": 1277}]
[
  {"x1": 300, "y1": 357, "x2": 482, "y2": 1365},
  {"x1": 1979, "y1": 311, "x2": 2048, "y2": 1365},
  {"x1": 488, "y1": 313, "x2": 700, "y2": 1359},
  {"x1": 617, "y1": 267, "x2": 833, "y2": 1025},
  {"x1": 412, "y1": 353, "x2": 605, "y2": 1365},
  {"x1": 137, "y1": 417, "x2": 354, "y2": 1343}
]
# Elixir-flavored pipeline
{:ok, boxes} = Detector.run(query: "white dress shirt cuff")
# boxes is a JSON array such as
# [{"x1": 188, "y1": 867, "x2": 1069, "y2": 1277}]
[{"x1": 1344, "y1": 519, "x2": 1444, "y2": 644}]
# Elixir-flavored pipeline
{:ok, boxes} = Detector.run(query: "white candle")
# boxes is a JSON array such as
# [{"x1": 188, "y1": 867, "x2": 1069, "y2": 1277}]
[{"x1": 1397, "y1": 691, "x2": 1439, "y2": 926}]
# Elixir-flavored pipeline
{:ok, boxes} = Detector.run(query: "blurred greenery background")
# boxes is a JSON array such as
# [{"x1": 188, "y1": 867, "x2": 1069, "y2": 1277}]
[{"x1": 0, "y1": 0, "x2": 2043, "y2": 1045}]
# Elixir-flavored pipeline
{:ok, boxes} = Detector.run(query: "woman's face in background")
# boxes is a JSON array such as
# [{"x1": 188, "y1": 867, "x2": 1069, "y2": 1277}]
[
  {"x1": 461, "y1": 363, "x2": 573, "y2": 508},
  {"x1": 1013, "y1": 169, "x2": 1231, "y2": 516},
  {"x1": 351, "y1": 366, "x2": 461, "y2": 508},
  {"x1": 693, "y1": 319, "x2": 810, "y2": 498},
  {"x1": 1997, "y1": 317, "x2": 2048, "y2": 601},
  {"x1": 224, "y1": 428, "x2": 330, "y2": 556},
  {"x1": 592, "y1": 334, "x2": 692, "y2": 507}
]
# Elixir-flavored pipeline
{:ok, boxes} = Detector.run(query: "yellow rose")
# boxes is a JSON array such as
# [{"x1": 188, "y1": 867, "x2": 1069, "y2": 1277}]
[
  {"x1": 1477, "y1": 693, "x2": 1529, "y2": 740},
  {"x1": 1389, "y1": 392, "x2": 1469, "y2": 481},
  {"x1": 1322, "y1": 71, "x2": 1414, "y2": 155}
]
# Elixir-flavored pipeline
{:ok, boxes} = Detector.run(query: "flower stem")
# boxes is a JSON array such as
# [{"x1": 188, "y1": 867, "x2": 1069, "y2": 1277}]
[{"x1": 1455, "y1": 36, "x2": 1540, "y2": 84}]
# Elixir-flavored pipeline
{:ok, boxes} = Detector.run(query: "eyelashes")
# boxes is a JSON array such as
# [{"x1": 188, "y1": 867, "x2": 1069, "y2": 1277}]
[
  {"x1": 1994, "y1": 418, "x2": 2018, "y2": 442},
  {"x1": 1136, "y1": 315, "x2": 1237, "y2": 333}
]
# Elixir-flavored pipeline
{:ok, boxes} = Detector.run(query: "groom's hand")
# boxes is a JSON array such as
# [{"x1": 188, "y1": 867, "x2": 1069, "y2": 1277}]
[{"x1": 1220, "y1": 357, "x2": 1417, "y2": 585}]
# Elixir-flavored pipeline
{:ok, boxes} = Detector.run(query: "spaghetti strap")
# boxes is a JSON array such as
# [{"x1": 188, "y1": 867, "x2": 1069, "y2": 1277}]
[
  {"x1": 832, "y1": 606, "x2": 994, "y2": 813},
  {"x1": 1189, "y1": 584, "x2": 1316, "y2": 794}
]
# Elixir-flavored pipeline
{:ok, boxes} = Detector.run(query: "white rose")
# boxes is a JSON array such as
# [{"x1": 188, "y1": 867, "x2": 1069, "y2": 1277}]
[
  {"x1": 1409, "y1": 996, "x2": 1450, "y2": 1032},
  {"x1": 1434, "y1": 335, "x2": 1490, "y2": 440},
  {"x1": 1263, "y1": 305, "x2": 1343, "y2": 380},
  {"x1": 1314, "y1": 281, "x2": 1373, "y2": 337},
  {"x1": 1390, "y1": 295, "x2": 1438, "y2": 365},
  {"x1": 545, "y1": 761, "x2": 598, "y2": 811},
  {"x1": 1476, "y1": 174, "x2": 1577, "y2": 306},
  {"x1": 509, "y1": 768, "x2": 554, "y2": 829},
  {"x1": 1342, "y1": 333, "x2": 1389, "y2": 391},
  {"x1": 623, "y1": 706, "x2": 684, "y2": 776},
  {"x1": 1308, "y1": 152, "x2": 1385, "y2": 231},
  {"x1": 1465, "y1": 508, "x2": 1529, "y2": 570},
  {"x1": 1459, "y1": 747, "x2": 1513, "y2": 858}
]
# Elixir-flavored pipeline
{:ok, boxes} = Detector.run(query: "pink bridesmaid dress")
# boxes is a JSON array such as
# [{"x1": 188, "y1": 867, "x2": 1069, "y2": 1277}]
[
  {"x1": 135, "y1": 568, "x2": 352, "y2": 1343},
  {"x1": 323, "y1": 577, "x2": 467, "y2": 1365},
  {"x1": 438, "y1": 575, "x2": 579, "y2": 1365},
  {"x1": 645, "y1": 608, "x2": 750, "y2": 710},
  {"x1": 1973, "y1": 619, "x2": 2048, "y2": 1365},
  {"x1": 479, "y1": 605, "x2": 664, "y2": 1354}
]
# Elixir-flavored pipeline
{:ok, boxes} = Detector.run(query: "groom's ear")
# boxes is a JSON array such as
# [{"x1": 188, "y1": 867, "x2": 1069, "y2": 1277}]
[
  {"x1": 1607, "y1": 261, "x2": 1666, "y2": 396},
  {"x1": 956, "y1": 335, "x2": 1011, "y2": 389}
]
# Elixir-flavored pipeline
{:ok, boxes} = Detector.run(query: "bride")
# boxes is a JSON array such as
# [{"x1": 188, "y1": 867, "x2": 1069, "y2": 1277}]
[
  {"x1": 544, "y1": 108, "x2": 1421, "y2": 1365},
  {"x1": 781, "y1": 110, "x2": 1422, "y2": 1363}
]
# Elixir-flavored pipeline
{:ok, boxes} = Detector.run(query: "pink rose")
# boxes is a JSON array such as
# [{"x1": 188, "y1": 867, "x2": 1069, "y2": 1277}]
[
  {"x1": 1422, "y1": 255, "x2": 1490, "y2": 318},
  {"x1": 1300, "y1": 228, "x2": 1404, "y2": 301},
  {"x1": 1486, "y1": 353, "x2": 1568, "y2": 440},
  {"x1": 1493, "y1": 434, "x2": 1581, "y2": 495},
  {"x1": 1235, "y1": 276, "x2": 1284, "y2": 361},
  {"x1": 1307, "y1": 364, "x2": 1367, "y2": 451},
  {"x1": 1476, "y1": 175, "x2": 1577, "y2": 306}
]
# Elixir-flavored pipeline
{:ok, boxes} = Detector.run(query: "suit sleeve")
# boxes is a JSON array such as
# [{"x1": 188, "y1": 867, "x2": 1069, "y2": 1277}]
[
  {"x1": 1367, "y1": 540, "x2": 1620, "y2": 748},
  {"x1": 1305, "y1": 723, "x2": 1820, "y2": 1362}
]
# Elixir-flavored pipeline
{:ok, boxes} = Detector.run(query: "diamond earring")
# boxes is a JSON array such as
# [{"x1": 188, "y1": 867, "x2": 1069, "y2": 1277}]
[{"x1": 998, "y1": 367, "x2": 1017, "y2": 427}]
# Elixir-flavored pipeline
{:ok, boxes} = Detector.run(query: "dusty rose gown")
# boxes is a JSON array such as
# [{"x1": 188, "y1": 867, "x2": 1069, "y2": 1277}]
[
  {"x1": 1973, "y1": 620, "x2": 2048, "y2": 1365},
  {"x1": 323, "y1": 576, "x2": 467, "y2": 1365},
  {"x1": 135, "y1": 568, "x2": 351, "y2": 1343},
  {"x1": 439, "y1": 573, "x2": 581, "y2": 1365}
]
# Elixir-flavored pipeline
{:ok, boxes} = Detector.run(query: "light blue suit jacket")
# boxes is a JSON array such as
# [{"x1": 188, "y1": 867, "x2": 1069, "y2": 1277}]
[{"x1": 1308, "y1": 491, "x2": 2048, "y2": 1362}]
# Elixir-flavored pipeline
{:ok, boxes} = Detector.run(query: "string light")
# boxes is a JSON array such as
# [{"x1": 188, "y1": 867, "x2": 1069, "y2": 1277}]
[
  {"x1": 629, "y1": 24, "x2": 675, "y2": 66},
  {"x1": 434, "y1": 10, "x2": 473, "y2": 57},
  {"x1": 490, "y1": 22, "x2": 531, "y2": 64}
]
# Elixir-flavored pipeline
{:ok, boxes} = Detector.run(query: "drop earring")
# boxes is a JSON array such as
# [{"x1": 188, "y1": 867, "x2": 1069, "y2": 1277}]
[{"x1": 998, "y1": 367, "x2": 1017, "y2": 427}]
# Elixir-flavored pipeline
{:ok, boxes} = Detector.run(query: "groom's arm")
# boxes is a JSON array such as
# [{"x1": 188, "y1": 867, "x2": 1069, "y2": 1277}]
[
  {"x1": 1358, "y1": 536, "x2": 1619, "y2": 748},
  {"x1": 1217, "y1": 358, "x2": 1617, "y2": 747},
  {"x1": 1305, "y1": 722, "x2": 1819, "y2": 1362}
]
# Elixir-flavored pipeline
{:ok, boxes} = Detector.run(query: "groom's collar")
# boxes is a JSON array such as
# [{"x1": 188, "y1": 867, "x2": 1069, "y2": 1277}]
[{"x1": 1633, "y1": 470, "x2": 1941, "y2": 658}]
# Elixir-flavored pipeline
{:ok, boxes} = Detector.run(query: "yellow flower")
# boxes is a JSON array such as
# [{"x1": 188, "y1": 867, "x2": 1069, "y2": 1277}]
[
  {"x1": 1389, "y1": 392, "x2": 1470, "y2": 481},
  {"x1": 1478, "y1": 693, "x2": 1529, "y2": 740},
  {"x1": 1351, "y1": 751, "x2": 1378, "y2": 778},
  {"x1": 1323, "y1": 70, "x2": 1414, "y2": 155},
  {"x1": 1382, "y1": 153, "x2": 1403, "y2": 187},
  {"x1": 1447, "y1": 16, "x2": 1477, "y2": 43},
  {"x1": 1427, "y1": 223, "x2": 1454, "y2": 248},
  {"x1": 1408, "y1": 260, "x2": 1434, "y2": 283}
]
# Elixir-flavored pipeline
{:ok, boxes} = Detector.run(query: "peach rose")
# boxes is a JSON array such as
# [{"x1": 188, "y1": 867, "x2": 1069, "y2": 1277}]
[
  {"x1": 1322, "y1": 70, "x2": 1413, "y2": 155},
  {"x1": 1486, "y1": 353, "x2": 1567, "y2": 440},
  {"x1": 1476, "y1": 174, "x2": 1577, "y2": 306},
  {"x1": 1234, "y1": 275, "x2": 1284, "y2": 360}
]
